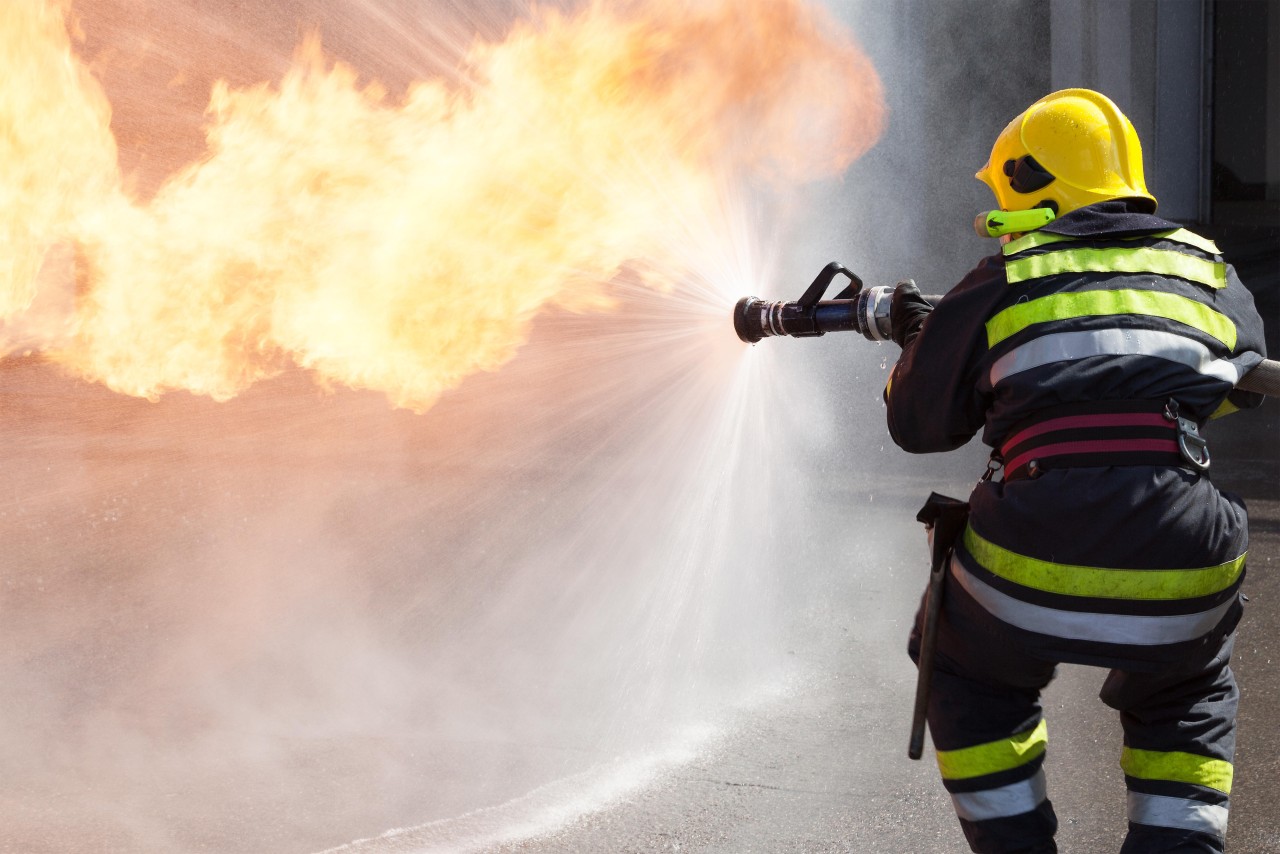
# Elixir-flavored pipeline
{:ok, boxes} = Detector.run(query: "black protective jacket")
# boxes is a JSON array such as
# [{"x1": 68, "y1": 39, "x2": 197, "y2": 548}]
[{"x1": 886, "y1": 201, "x2": 1268, "y2": 670}]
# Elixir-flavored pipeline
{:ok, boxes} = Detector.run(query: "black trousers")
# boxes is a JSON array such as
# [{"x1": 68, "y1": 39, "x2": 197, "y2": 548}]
[{"x1": 909, "y1": 575, "x2": 1238, "y2": 854}]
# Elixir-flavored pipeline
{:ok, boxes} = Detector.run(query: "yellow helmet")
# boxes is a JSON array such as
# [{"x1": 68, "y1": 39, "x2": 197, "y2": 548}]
[{"x1": 975, "y1": 88, "x2": 1156, "y2": 216}]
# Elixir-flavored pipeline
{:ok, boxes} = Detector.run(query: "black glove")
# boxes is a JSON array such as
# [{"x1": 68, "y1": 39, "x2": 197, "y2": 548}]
[{"x1": 890, "y1": 279, "x2": 933, "y2": 348}]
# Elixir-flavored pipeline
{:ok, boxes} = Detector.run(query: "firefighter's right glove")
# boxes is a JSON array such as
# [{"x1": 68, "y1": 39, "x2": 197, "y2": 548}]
[{"x1": 890, "y1": 279, "x2": 932, "y2": 349}]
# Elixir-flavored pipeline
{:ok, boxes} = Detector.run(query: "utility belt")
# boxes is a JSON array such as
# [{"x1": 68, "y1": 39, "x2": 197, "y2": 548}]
[{"x1": 993, "y1": 399, "x2": 1210, "y2": 482}]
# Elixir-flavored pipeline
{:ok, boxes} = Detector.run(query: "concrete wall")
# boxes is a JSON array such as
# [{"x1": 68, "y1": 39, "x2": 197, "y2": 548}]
[{"x1": 1048, "y1": 0, "x2": 1207, "y2": 223}]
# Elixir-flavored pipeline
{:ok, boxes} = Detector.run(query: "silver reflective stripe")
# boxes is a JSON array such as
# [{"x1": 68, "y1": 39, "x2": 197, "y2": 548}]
[
  {"x1": 950, "y1": 557, "x2": 1237, "y2": 645},
  {"x1": 989, "y1": 329, "x2": 1242, "y2": 388},
  {"x1": 951, "y1": 768, "x2": 1048, "y2": 822},
  {"x1": 1128, "y1": 792, "x2": 1229, "y2": 836}
]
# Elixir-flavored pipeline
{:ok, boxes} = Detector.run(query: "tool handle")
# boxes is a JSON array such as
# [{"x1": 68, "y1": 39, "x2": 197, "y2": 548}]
[
  {"x1": 908, "y1": 563, "x2": 946, "y2": 760},
  {"x1": 908, "y1": 493, "x2": 970, "y2": 761}
]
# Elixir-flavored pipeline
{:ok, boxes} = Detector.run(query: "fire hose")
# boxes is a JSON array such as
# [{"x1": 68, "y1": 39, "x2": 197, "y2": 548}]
[
  {"x1": 732, "y1": 260, "x2": 1280, "y2": 396},
  {"x1": 733, "y1": 262, "x2": 1280, "y2": 759}
]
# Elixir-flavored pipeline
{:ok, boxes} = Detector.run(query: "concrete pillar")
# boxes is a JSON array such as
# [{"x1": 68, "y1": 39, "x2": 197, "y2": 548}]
[
  {"x1": 1050, "y1": 0, "x2": 1206, "y2": 223},
  {"x1": 1153, "y1": 1, "x2": 1208, "y2": 222},
  {"x1": 1270, "y1": 2, "x2": 1280, "y2": 202}
]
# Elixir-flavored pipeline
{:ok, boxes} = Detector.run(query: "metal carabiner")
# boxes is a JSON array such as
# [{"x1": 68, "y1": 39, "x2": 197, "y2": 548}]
[
  {"x1": 1164, "y1": 400, "x2": 1211, "y2": 471},
  {"x1": 978, "y1": 453, "x2": 1004, "y2": 485},
  {"x1": 1176, "y1": 420, "x2": 1211, "y2": 471}
]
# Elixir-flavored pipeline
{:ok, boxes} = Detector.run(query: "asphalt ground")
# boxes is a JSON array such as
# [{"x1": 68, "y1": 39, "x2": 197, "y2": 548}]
[{"x1": 495, "y1": 400, "x2": 1280, "y2": 854}]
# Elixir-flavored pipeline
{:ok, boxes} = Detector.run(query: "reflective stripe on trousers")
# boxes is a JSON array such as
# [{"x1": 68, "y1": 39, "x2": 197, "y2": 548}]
[
  {"x1": 1103, "y1": 631, "x2": 1238, "y2": 853},
  {"x1": 950, "y1": 554, "x2": 1238, "y2": 646},
  {"x1": 936, "y1": 719, "x2": 1048, "y2": 780},
  {"x1": 952, "y1": 768, "x2": 1049, "y2": 822},
  {"x1": 1128, "y1": 791, "x2": 1229, "y2": 837}
]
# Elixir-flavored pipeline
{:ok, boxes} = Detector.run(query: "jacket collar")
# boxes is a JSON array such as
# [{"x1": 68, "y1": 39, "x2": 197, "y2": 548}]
[{"x1": 1039, "y1": 200, "x2": 1181, "y2": 240}]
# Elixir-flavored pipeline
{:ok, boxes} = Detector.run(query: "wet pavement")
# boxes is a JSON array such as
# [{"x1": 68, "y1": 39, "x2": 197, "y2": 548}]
[
  {"x1": 494, "y1": 400, "x2": 1280, "y2": 854},
  {"x1": 2, "y1": 344, "x2": 1273, "y2": 854}
]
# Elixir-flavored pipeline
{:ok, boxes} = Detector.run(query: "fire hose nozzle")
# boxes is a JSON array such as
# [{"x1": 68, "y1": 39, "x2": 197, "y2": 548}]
[
  {"x1": 736, "y1": 268, "x2": 1280, "y2": 397},
  {"x1": 732, "y1": 262, "x2": 918, "y2": 344},
  {"x1": 854, "y1": 285, "x2": 895, "y2": 342}
]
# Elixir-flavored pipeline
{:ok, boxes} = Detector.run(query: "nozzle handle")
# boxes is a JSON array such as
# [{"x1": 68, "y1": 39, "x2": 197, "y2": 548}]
[{"x1": 798, "y1": 262, "x2": 862, "y2": 308}]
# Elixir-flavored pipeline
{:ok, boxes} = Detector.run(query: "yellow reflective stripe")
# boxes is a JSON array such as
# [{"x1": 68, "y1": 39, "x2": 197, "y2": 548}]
[
  {"x1": 1209, "y1": 398, "x2": 1240, "y2": 420},
  {"x1": 1121, "y1": 748, "x2": 1233, "y2": 795},
  {"x1": 985, "y1": 289, "x2": 1237, "y2": 351},
  {"x1": 1159, "y1": 228, "x2": 1221, "y2": 255},
  {"x1": 1002, "y1": 231, "x2": 1074, "y2": 255},
  {"x1": 936, "y1": 720, "x2": 1048, "y2": 780},
  {"x1": 1002, "y1": 228, "x2": 1221, "y2": 257},
  {"x1": 964, "y1": 528, "x2": 1247, "y2": 601},
  {"x1": 1005, "y1": 247, "x2": 1227, "y2": 290}
]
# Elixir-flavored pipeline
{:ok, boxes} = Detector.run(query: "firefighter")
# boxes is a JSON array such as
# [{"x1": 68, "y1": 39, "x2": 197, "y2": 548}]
[{"x1": 886, "y1": 89, "x2": 1268, "y2": 853}]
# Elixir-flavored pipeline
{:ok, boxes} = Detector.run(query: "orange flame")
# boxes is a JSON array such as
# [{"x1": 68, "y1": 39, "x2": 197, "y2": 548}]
[
  {"x1": 0, "y1": 1, "x2": 116, "y2": 316},
  {"x1": 2, "y1": 0, "x2": 885, "y2": 410}
]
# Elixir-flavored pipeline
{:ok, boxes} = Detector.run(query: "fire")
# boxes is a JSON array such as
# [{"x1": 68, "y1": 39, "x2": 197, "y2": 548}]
[
  {"x1": 0, "y1": 1, "x2": 116, "y2": 317},
  {"x1": 1, "y1": 0, "x2": 885, "y2": 410}
]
